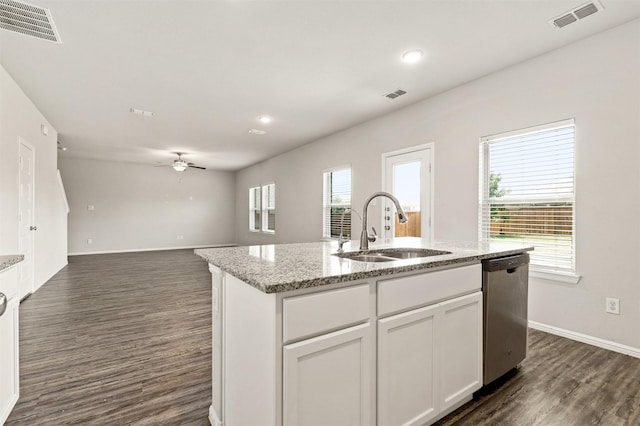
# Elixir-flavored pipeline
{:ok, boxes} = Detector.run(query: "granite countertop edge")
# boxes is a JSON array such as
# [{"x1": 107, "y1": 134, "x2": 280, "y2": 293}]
[
  {"x1": 0, "y1": 254, "x2": 24, "y2": 273},
  {"x1": 195, "y1": 239, "x2": 533, "y2": 294}
]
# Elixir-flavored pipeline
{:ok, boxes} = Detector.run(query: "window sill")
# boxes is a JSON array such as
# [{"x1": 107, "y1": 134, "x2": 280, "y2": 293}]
[
  {"x1": 249, "y1": 230, "x2": 276, "y2": 235},
  {"x1": 530, "y1": 268, "x2": 581, "y2": 284}
]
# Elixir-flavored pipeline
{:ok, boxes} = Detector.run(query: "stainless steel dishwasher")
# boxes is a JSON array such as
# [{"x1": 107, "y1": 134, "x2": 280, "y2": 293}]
[{"x1": 482, "y1": 253, "x2": 529, "y2": 385}]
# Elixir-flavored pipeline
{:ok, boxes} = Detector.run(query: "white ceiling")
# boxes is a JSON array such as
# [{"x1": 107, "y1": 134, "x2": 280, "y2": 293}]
[{"x1": 2, "y1": 0, "x2": 640, "y2": 171}]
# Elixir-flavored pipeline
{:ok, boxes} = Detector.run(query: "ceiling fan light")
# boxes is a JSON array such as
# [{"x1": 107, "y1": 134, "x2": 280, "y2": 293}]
[{"x1": 173, "y1": 160, "x2": 188, "y2": 172}]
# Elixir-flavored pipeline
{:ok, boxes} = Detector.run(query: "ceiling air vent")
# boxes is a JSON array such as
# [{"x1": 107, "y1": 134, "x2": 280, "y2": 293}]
[
  {"x1": 385, "y1": 89, "x2": 407, "y2": 99},
  {"x1": 549, "y1": 0, "x2": 604, "y2": 29},
  {"x1": 0, "y1": 0, "x2": 61, "y2": 43},
  {"x1": 553, "y1": 14, "x2": 577, "y2": 28}
]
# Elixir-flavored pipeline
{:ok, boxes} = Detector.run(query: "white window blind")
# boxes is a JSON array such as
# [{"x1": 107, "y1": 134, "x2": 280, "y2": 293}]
[
  {"x1": 479, "y1": 119, "x2": 576, "y2": 273},
  {"x1": 323, "y1": 167, "x2": 352, "y2": 239},
  {"x1": 262, "y1": 183, "x2": 276, "y2": 232},
  {"x1": 249, "y1": 183, "x2": 276, "y2": 233},
  {"x1": 249, "y1": 186, "x2": 261, "y2": 231}
]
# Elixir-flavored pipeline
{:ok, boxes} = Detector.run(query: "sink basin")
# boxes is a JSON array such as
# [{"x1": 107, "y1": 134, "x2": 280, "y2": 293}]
[
  {"x1": 374, "y1": 248, "x2": 451, "y2": 259},
  {"x1": 334, "y1": 248, "x2": 451, "y2": 262},
  {"x1": 347, "y1": 253, "x2": 397, "y2": 263}
]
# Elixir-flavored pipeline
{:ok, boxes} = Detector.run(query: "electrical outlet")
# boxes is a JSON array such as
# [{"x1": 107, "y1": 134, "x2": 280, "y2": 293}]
[
  {"x1": 87, "y1": 238, "x2": 93, "y2": 245},
  {"x1": 606, "y1": 298, "x2": 620, "y2": 315},
  {"x1": 177, "y1": 235, "x2": 184, "y2": 240},
  {"x1": 87, "y1": 205, "x2": 95, "y2": 211}
]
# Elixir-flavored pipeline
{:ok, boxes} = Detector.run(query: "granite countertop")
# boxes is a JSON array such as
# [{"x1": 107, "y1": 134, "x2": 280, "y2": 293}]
[
  {"x1": 0, "y1": 254, "x2": 24, "y2": 273},
  {"x1": 195, "y1": 238, "x2": 533, "y2": 294}
]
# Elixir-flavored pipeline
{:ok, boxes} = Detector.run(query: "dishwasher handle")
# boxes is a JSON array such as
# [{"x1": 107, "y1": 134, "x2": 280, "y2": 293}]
[{"x1": 482, "y1": 253, "x2": 529, "y2": 272}]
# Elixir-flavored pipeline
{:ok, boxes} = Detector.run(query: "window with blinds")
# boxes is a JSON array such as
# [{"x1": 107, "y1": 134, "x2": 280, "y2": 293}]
[
  {"x1": 479, "y1": 119, "x2": 576, "y2": 273},
  {"x1": 323, "y1": 167, "x2": 352, "y2": 239},
  {"x1": 249, "y1": 183, "x2": 275, "y2": 233},
  {"x1": 249, "y1": 186, "x2": 261, "y2": 232},
  {"x1": 262, "y1": 183, "x2": 276, "y2": 233}
]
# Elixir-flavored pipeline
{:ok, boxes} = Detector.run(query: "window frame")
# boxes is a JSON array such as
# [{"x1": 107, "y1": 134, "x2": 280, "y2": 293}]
[
  {"x1": 322, "y1": 166, "x2": 352, "y2": 241},
  {"x1": 261, "y1": 183, "x2": 276, "y2": 234},
  {"x1": 249, "y1": 186, "x2": 262, "y2": 233},
  {"x1": 249, "y1": 183, "x2": 276, "y2": 234},
  {"x1": 479, "y1": 119, "x2": 580, "y2": 283}
]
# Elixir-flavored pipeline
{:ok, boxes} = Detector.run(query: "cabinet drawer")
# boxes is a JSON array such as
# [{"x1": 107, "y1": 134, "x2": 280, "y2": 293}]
[
  {"x1": 283, "y1": 284, "x2": 370, "y2": 343},
  {"x1": 378, "y1": 264, "x2": 481, "y2": 317}
]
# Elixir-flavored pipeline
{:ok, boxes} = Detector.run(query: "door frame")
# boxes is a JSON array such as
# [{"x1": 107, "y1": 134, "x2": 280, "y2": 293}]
[
  {"x1": 17, "y1": 137, "x2": 35, "y2": 300},
  {"x1": 381, "y1": 142, "x2": 434, "y2": 241}
]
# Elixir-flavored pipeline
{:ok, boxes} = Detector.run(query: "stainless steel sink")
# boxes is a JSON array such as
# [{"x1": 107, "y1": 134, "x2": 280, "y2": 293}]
[
  {"x1": 346, "y1": 253, "x2": 396, "y2": 262},
  {"x1": 334, "y1": 248, "x2": 451, "y2": 262},
  {"x1": 377, "y1": 248, "x2": 451, "y2": 259}
]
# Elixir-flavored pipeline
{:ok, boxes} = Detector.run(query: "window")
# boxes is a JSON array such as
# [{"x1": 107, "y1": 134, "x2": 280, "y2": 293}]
[
  {"x1": 323, "y1": 167, "x2": 352, "y2": 239},
  {"x1": 479, "y1": 119, "x2": 576, "y2": 275},
  {"x1": 249, "y1": 186, "x2": 261, "y2": 231},
  {"x1": 262, "y1": 183, "x2": 276, "y2": 233},
  {"x1": 249, "y1": 183, "x2": 276, "y2": 233}
]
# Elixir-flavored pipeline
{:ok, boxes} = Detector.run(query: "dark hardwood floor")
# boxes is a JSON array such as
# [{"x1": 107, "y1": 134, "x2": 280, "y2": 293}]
[
  {"x1": 436, "y1": 329, "x2": 640, "y2": 426},
  {"x1": 5, "y1": 249, "x2": 640, "y2": 425},
  {"x1": 6, "y1": 249, "x2": 212, "y2": 425}
]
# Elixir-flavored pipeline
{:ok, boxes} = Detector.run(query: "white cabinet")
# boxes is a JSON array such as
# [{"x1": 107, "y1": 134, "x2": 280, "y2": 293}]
[
  {"x1": 377, "y1": 291, "x2": 483, "y2": 426},
  {"x1": 208, "y1": 262, "x2": 484, "y2": 426},
  {"x1": 378, "y1": 304, "x2": 439, "y2": 426},
  {"x1": 283, "y1": 322, "x2": 373, "y2": 426},
  {"x1": 377, "y1": 264, "x2": 482, "y2": 426},
  {"x1": 0, "y1": 264, "x2": 19, "y2": 425},
  {"x1": 209, "y1": 265, "x2": 224, "y2": 426},
  {"x1": 439, "y1": 292, "x2": 483, "y2": 412}
]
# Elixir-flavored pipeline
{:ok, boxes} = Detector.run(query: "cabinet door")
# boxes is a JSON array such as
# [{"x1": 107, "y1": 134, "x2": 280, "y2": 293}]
[
  {"x1": 378, "y1": 304, "x2": 439, "y2": 426},
  {"x1": 0, "y1": 297, "x2": 19, "y2": 424},
  {"x1": 439, "y1": 292, "x2": 483, "y2": 412},
  {"x1": 283, "y1": 322, "x2": 373, "y2": 426}
]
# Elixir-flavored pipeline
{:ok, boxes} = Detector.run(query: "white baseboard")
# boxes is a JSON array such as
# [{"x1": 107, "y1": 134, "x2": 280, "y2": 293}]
[
  {"x1": 528, "y1": 320, "x2": 640, "y2": 359},
  {"x1": 208, "y1": 405, "x2": 222, "y2": 426},
  {"x1": 68, "y1": 244, "x2": 237, "y2": 256}
]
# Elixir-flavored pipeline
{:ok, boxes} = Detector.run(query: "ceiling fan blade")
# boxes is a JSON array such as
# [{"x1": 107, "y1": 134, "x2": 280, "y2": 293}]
[{"x1": 188, "y1": 165, "x2": 206, "y2": 170}]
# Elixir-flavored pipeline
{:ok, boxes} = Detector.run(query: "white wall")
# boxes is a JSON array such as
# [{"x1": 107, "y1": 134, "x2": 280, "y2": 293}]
[
  {"x1": 235, "y1": 20, "x2": 640, "y2": 350},
  {"x1": 0, "y1": 64, "x2": 68, "y2": 290},
  {"x1": 59, "y1": 158, "x2": 236, "y2": 254}
]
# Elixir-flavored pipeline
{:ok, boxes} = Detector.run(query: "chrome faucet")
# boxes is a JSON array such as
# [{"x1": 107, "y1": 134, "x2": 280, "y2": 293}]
[
  {"x1": 337, "y1": 208, "x2": 362, "y2": 253},
  {"x1": 360, "y1": 192, "x2": 408, "y2": 250}
]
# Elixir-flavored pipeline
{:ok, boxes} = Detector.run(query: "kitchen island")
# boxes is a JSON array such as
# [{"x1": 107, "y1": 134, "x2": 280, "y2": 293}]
[
  {"x1": 0, "y1": 255, "x2": 24, "y2": 273},
  {"x1": 0, "y1": 254, "x2": 23, "y2": 424},
  {"x1": 195, "y1": 238, "x2": 532, "y2": 426}
]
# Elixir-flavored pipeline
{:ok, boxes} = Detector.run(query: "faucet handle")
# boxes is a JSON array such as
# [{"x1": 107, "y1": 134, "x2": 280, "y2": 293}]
[
  {"x1": 368, "y1": 227, "x2": 377, "y2": 243},
  {"x1": 337, "y1": 235, "x2": 348, "y2": 252}
]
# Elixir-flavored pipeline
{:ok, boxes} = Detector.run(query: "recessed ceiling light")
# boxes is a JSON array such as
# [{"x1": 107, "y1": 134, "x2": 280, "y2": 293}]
[
  {"x1": 249, "y1": 129, "x2": 267, "y2": 135},
  {"x1": 130, "y1": 107, "x2": 154, "y2": 117},
  {"x1": 258, "y1": 115, "x2": 272, "y2": 124},
  {"x1": 401, "y1": 49, "x2": 424, "y2": 64}
]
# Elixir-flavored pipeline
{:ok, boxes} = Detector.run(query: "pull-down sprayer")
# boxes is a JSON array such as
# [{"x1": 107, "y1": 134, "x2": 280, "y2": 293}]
[{"x1": 360, "y1": 192, "x2": 408, "y2": 250}]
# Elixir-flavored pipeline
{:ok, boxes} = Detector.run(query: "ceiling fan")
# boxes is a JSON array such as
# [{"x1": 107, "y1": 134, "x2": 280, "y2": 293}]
[{"x1": 163, "y1": 152, "x2": 206, "y2": 172}]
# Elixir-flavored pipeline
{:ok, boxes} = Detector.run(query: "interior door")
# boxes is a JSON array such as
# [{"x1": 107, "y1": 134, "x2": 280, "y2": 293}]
[
  {"x1": 18, "y1": 140, "x2": 35, "y2": 300},
  {"x1": 382, "y1": 144, "x2": 432, "y2": 240}
]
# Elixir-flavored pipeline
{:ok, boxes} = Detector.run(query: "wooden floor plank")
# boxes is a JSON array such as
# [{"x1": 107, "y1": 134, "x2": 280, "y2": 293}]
[
  {"x1": 437, "y1": 329, "x2": 640, "y2": 426},
  {"x1": 5, "y1": 249, "x2": 212, "y2": 425}
]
